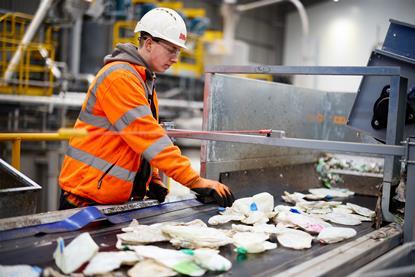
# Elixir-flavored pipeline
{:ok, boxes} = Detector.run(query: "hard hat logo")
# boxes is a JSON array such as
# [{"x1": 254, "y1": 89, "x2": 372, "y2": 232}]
[{"x1": 134, "y1": 8, "x2": 187, "y2": 49}]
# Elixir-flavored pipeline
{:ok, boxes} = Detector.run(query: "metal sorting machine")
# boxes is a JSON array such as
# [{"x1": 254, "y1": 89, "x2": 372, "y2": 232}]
[
  {"x1": 0, "y1": 159, "x2": 41, "y2": 218},
  {"x1": 0, "y1": 19, "x2": 415, "y2": 276}
]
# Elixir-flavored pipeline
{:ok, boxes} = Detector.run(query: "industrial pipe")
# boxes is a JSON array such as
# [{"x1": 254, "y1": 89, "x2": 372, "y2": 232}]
[
  {"x1": 236, "y1": 0, "x2": 309, "y2": 37},
  {"x1": 3, "y1": 0, "x2": 54, "y2": 82}
]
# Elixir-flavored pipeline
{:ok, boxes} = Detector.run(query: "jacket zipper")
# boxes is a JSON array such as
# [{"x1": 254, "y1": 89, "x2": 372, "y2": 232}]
[{"x1": 97, "y1": 163, "x2": 117, "y2": 189}]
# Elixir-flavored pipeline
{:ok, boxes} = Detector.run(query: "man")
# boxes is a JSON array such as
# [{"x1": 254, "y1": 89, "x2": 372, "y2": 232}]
[{"x1": 58, "y1": 8, "x2": 234, "y2": 209}]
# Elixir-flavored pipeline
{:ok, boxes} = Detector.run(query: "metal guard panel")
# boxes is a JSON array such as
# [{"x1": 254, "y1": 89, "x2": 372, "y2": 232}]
[
  {"x1": 205, "y1": 74, "x2": 362, "y2": 174},
  {"x1": 348, "y1": 51, "x2": 415, "y2": 141},
  {"x1": 383, "y1": 19, "x2": 415, "y2": 61}
]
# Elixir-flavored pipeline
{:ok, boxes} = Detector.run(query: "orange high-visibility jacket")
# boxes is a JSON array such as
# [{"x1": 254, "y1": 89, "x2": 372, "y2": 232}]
[{"x1": 59, "y1": 43, "x2": 199, "y2": 204}]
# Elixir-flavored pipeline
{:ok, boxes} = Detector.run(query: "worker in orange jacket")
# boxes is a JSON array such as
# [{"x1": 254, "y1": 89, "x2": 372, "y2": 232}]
[{"x1": 58, "y1": 8, "x2": 234, "y2": 209}]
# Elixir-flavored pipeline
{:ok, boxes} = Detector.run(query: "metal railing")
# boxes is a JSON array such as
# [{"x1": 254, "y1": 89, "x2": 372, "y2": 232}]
[
  {"x1": 0, "y1": 129, "x2": 87, "y2": 170},
  {"x1": 0, "y1": 12, "x2": 57, "y2": 96}
]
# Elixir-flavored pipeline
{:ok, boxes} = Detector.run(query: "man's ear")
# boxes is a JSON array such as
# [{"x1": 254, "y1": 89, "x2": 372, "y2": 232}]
[{"x1": 144, "y1": 38, "x2": 153, "y2": 52}]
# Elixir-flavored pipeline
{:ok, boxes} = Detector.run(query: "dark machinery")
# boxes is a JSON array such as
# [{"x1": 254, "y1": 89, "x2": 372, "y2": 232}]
[
  {"x1": 349, "y1": 19, "x2": 415, "y2": 141},
  {"x1": 348, "y1": 19, "x2": 415, "y2": 225}
]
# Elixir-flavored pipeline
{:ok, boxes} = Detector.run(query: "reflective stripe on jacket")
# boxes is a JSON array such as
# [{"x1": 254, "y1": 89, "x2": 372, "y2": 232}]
[{"x1": 59, "y1": 61, "x2": 198, "y2": 204}]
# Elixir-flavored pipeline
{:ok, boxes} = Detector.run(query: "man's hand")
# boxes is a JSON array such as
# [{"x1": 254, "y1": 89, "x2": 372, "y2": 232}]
[
  {"x1": 187, "y1": 177, "x2": 235, "y2": 207},
  {"x1": 146, "y1": 174, "x2": 168, "y2": 203}
]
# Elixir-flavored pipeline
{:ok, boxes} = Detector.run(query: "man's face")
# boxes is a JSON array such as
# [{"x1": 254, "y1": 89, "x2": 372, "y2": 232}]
[{"x1": 148, "y1": 38, "x2": 181, "y2": 73}]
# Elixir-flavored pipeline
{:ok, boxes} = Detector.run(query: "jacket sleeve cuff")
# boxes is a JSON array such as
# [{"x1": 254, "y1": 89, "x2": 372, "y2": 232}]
[{"x1": 180, "y1": 169, "x2": 200, "y2": 188}]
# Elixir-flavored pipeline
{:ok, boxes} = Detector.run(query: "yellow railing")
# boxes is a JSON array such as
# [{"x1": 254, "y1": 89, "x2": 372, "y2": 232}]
[
  {"x1": 112, "y1": 20, "x2": 138, "y2": 48},
  {"x1": 170, "y1": 33, "x2": 205, "y2": 77},
  {"x1": 0, "y1": 128, "x2": 172, "y2": 190},
  {"x1": 0, "y1": 12, "x2": 57, "y2": 96},
  {"x1": 0, "y1": 128, "x2": 88, "y2": 170}
]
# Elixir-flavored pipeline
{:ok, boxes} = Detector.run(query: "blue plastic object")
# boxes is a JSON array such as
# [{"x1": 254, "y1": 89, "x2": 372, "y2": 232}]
[
  {"x1": 250, "y1": 202, "x2": 258, "y2": 211},
  {"x1": 325, "y1": 195, "x2": 333, "y2": 200},
  {"x1": 290, "y1": 208, "x2": 301, "y2": 214},
  {"x1": 218, "y1": 207, "x2": 226, "y2": 212},
  {"x1": 0, "y1": 199, "x2": 203, "y2": 242},
  {"x1": 0, "y1": 206, "x2": 144, "y2": 241}
]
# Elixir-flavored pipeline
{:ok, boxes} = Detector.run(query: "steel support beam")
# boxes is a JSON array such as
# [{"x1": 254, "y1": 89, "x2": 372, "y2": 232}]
[
  {"x1": 205, "y1": 65, "x2": 401, "y2": 76},
  {"x1": 382, "y1": 77, "x2": 408, "y2": 222},
  {"x1": 169, "y1": 131, "x2": 405, "y2": 157},
  {"x1": 404, "y1": 139, "x2": 415, "y2": 242}
]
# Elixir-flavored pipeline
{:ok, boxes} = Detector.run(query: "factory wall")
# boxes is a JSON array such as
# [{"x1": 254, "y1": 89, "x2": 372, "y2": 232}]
[
  {"x1": 0, "y1": 0, "x2": 284, "y2": 67},
  {"x1": 234, "y1": 5, "x2": 284, "y2": 65},
  {"x1": 183, "y1": 0, "x2": 285, "y2": 65},
  {"x1": 145, "y1": 0, "x2": 285, "y2": 66},
  {"x1": 0, "y1": 0, "x2": 40, "y2": 14},
  {"x1": 283, "y1": 0, "x2": 415, "y2": 92}
]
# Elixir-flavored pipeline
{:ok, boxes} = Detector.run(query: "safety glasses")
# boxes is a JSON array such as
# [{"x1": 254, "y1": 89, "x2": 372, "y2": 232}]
[{"x1": 153, "y1": 38, "x2": 181, "y2": 57}]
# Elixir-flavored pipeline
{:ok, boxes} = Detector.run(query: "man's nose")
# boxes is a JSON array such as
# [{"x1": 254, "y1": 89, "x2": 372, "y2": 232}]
[{"x1": 171, "y1": 55, "x2": 179, "y2": 63}]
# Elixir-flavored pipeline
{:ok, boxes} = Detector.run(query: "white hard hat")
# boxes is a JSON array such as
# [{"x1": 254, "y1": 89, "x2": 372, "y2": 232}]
[{"x1": 135, "y1": 7, "x2": 187, "y2": 49}]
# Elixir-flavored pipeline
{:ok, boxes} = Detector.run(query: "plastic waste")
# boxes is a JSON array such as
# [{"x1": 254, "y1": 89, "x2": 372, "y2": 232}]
[
  {"x1": 161, "y1": 225, "x2": 233, "y2": 249},
  {"x1": 308, "y1": 188, "x2": 354, "y2": 198},
  {"x1": 252, "y1": 192, "x2": 274, "y2": 213},
  {"x1": 53, "y1": 232, "x2": 99, "y2": 274},
  {"x1": 350, "y1": 213, "x2": 373, "y2": 222},
  {"x1": 346, "y1": 203, "x2": 375, "y2": 218},
  {"x1": 275, "y1": 211, "x2": 331, "y2": 234},
  {"x1": 317, "y1": 227, "x2": 357, "y2": 244},
  {"x1": 231, "y1": 197, "x2": 255, "y2": 216},
  {"x1": 304, "y1": 193, "x2": 327, "y2": 200},
  {"x1": 117, "y1": 226, "x2": 170, "y2": 244},
  {"x1": 193, "y1": 249, "x2": 232, "y2": 272},
  {"x1": 0, "y1": 265, "x2": 41, "y2": 277},
  {"x1": 119, "y1": 219, "x2": 208, "y2": 245},
  {"x1": 274, "y1": 205, "x2": 297, "y2": 214},
  {"x1": 332, "y1": 205, "x2": 353, "y2": 214},
  {"x1": 281, "y1": 191, "x2": 307, "y2": 204},
  {"x1": 133, "y1": 245, "x2": 205, "y2": 276},
  {"x1": 296, "y1": 200, "x2": 341, "y2": 211},
  {"x1": 83, "y1": 251, "x2": 139, "y2": 275},
  {"x1": 232, "y1": 223, "x2": 279, "y2": 234},
  {"x1": 241, "y1": 211, "x2": 269, "y2": 225},
  {"x1": 232, "y1": 232, "x2": 276, "y2": 253},
  {"x1": 321, "y1": 212, "x2": 361, "y2": 226},
  {"x1": 276, "y1": 228, "x2": 313, "y2": 250},
  {"x1": 128, "y1": 259, "x2": 177, "y2": 277},
  {"x1": 208, "y1": 214, "x2": 244, "y2": 225}
]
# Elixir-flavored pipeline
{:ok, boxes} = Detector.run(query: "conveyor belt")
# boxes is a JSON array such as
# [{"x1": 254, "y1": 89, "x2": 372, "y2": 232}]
[{"x1": 0, "y1": 193, "x2": 377, "y2": 276}]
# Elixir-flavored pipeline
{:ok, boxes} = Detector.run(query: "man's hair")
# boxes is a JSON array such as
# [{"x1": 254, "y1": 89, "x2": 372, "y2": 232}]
[{"x1": 138, "y1": 31, "x2": 152, "y2": 48}]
